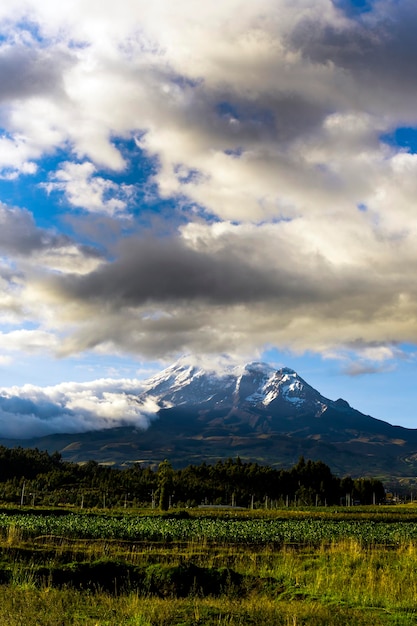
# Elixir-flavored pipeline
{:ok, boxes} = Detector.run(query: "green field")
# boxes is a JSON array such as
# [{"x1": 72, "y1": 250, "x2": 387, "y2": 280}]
[{"x1": 0, "y1": 506, "x2": 415, "y2": 624}]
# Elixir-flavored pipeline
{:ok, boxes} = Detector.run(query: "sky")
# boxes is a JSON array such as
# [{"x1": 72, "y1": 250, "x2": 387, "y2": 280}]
[{"x1": 1, "y1": 0, "x2": 417, "y2": 436}]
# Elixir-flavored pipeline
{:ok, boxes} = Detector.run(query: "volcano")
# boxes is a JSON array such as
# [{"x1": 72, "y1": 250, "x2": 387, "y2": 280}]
[{"x1": 1, "y1": 358, "x2": 417, "y2": 477}]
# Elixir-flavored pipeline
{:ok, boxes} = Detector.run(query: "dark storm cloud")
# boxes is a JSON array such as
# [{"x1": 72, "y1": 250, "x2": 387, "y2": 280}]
[
  {"x1": 0, "y1": 45, "x2": 70, "y2": 101},
  {"x1": 40, "y1": 215, "x2": 417, "y2": 361},
  {"x1": 52, "y1": 233, "x2": 332, "y2": 308},
  {"x1": 291, "y1": 1, "x2": 417, "y2": 94},
  {"x1": 0, "y1": 204, "x2": 101, "y2": 261},
  {"x1": 0, "y1": 204, "x2": 69, "y2": 254},
  {"x1": 46, "y1": 225, "x2": 409, "y2": 331},
  {"x1": 204, "y1": 89, "x2": 330, "y2": 148}
]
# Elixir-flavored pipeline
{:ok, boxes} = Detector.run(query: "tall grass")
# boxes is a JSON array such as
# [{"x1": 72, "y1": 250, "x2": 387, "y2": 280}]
[
  {"x1": 0, "y1": 508, "x2": 416, "y2": 624},
  {"x1": 0, "y1": 588, "x2": 405, "y2": 626}
]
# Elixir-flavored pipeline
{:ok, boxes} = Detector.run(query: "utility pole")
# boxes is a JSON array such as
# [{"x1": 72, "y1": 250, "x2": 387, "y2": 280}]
[{"x1": 20, "y1": 482, "x2": 25, "y2": 507}]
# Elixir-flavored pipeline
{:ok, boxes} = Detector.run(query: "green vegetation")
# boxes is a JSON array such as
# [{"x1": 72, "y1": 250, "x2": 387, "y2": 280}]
[
  {"x1": 0, "y1": 507, "x2": 416, "y2": 624},
  {"x1": 0, "y1": 446, "x2": 411, "y2": 624},
  {"x1": 3, "y1": 509, "x2": 417, "y2": 545},
  {"x1": 0, "y1": 446, "x2": 385, "y2": 508}
]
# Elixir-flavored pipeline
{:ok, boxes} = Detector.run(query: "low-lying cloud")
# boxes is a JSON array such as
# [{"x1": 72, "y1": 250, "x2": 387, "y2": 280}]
[{"x1": 0, "y1": 379, "x2": 159, "y2": 439}]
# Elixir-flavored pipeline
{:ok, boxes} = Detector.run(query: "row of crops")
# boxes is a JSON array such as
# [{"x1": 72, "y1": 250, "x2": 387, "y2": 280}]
[{"x1": 2, "y1": 512, "x2": 417, "y2": 545}]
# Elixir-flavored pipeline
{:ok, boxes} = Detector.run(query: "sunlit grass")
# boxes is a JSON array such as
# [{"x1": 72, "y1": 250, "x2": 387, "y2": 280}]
[
  {"x1": 0, "y1": 508, "x2": 416, "y2": 624},
  {"x1": 0, "y1": 587, "x2": 411, "y2": 626}
]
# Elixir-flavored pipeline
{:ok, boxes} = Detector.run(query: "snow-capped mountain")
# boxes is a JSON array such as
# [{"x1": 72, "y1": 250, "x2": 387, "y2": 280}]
[
  {"x1": 140, "y1": 358, "x2": 331, "y2": 417},
  {"x1": 132, "y1": 357, "x2": 414, "y2": 454},
  {"x1": 3, "y1": 357, "x2": 417, "y2": 477}
]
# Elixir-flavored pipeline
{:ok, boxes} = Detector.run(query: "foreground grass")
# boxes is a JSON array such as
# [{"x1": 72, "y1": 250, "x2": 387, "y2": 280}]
[
  {"x1": 0, "y1": 507, "x2": 417, "y2": 624},
  {"x1": 0, "y1": 587, "x2": 409, "y2": 626}
]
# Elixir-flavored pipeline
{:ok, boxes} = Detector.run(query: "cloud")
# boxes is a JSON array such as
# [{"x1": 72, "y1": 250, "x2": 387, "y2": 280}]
[
  {"x1": 0, "y1": 203, "x2": 104, "y2": 331},
  {"x1": 1, "y1": 0, "x2": 417, "y2": 373},
  {"x1": 13, "y1": 216, "x2": 412, "y2": 363},
  {"x1": 0, "y1": 329, "x2": 58, "y2": 353},
  {"x1": 0, "y1": 44, "x2": 69, "y2": 102},
  {"x1": 291, "y1": 0, "x2": 417, "y2": 117},
  {"x1": 0, "y1": 37, "x2": 73, "y2": 176},
  {"x1": 342, "y1": 361, "x2": 395, "y2": 377},
  {"x1": 0, "y1": 203, "x2": 102, "y2": 267},
  {"x1": 0, "y1": 0, "x2": 414, "y2": 221},
  {"x1": 324, "y1": 342, "x2": 409, "y2": 377},
  {"x1": 0, "y1": 378, "x2": 158, "y2": 438},
  {"x1": 43, "y1": 161, "x2": 135, "y2": 215}
]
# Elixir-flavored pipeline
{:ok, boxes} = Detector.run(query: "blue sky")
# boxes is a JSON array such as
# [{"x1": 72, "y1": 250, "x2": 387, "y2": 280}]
[{"x1": 0, "y1": 0, "x2": 417, "y2": 436}]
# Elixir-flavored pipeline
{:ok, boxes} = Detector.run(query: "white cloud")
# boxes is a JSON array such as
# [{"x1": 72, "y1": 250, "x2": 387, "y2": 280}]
[
  {"x1": 43, "y1": 161, "x2": 135, "y2": 215},
  {"x1": 0, "y1": 0, "x2": 417, "y2": 376},
  {"x1": 323, "y1": 343, "x2": 411, "y2": 377},
  {"x1": 0, "y1": 0, "x2": 413, "y2": 226},
  {"x1": 0, "y1": 135, "x2": 39, "y2": 179},
  {"x1": 0, "y1": 378, "x2": 159, "y2": 438},
  {"x1": 33, "y1": 245, "x2": 104, "y2": 275},
  {"x1": 0, "y1": 329, "x2": 58, "y2": 353}
]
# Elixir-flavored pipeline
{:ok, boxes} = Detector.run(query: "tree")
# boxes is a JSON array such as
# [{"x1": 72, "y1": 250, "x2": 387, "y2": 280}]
[{"x1": 157, "y1": 459, "x2": 173, "y2": 511}]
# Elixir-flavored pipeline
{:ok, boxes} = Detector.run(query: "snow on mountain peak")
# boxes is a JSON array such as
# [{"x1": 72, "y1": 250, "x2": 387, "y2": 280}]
[
  {"x1": 139, "y1": 357, "x2": 324, "y2": 413},
  {"x1": 242, "y1": 365, "x2": 305, "y2": 407}
]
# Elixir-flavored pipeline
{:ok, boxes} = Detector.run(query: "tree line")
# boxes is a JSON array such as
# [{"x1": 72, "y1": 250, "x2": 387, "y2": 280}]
[{"x1": 0, "y1": 446, "x2": 385, "y2": 508}]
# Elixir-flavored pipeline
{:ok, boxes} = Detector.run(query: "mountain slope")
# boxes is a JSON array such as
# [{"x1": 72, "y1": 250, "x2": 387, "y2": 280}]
[{"x1": 1, "y1": 358, "x2": 417, "y2": 477}]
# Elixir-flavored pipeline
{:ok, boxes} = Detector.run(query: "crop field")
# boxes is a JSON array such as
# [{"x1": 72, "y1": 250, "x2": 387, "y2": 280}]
[
  {"x1": 4, "y1": 509, "x2": 417, "y2": 545},
  {"x1": 0, "y1": 506, "x2": 417, "y2": 625}
]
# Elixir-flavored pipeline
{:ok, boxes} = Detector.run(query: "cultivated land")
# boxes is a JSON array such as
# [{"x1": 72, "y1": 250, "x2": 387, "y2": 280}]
[{"x1": 0, "y1": 505, "x2": 417, "y2": 625}]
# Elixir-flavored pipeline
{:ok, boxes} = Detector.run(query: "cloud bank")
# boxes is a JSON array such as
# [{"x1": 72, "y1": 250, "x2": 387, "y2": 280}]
[
  {"x1": 0, "y1": 379, "x2": 158, "y2": 438},
  {"x1": 0, "y1": 0, "x2": 417, "y2": 377}
]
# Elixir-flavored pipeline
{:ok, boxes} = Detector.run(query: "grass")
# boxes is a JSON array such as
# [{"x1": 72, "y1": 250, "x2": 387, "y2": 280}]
[
  {"x1": 0, "y1": 506, "x2": 416, "y2": 624},
  {"x1": 0, "y1": 587, "x2": 414, "y2": 625}
]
